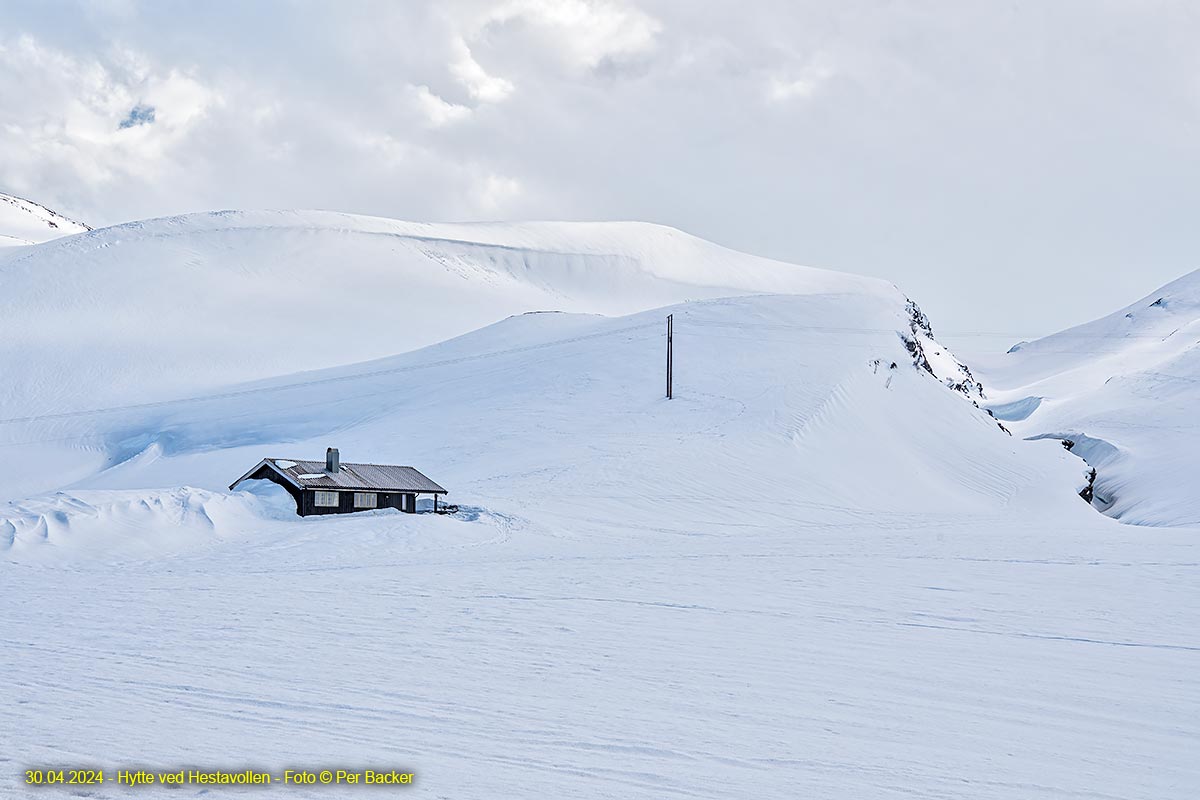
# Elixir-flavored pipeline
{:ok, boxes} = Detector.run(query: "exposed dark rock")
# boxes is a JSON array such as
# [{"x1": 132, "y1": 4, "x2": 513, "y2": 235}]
[
  {"x1": 905, "y1": 299, "x2": 934, "y2": 338},
  {"x1": 901, "y1": 333, "x2": 935, "y2": 376},
  {"x1": 1080, "y1": 468, "x2": 1097, "y2": 503},
  {"x1": 899, "y1": 298, "x2": 1003, "y2": 433}
]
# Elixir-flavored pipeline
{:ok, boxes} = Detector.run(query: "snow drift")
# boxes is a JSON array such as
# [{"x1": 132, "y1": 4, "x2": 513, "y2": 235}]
[
  {"x1": 982, "y1": 268, "x2": 1200, "y2": 526},
  {"x1": 0, "y1": 209, "x2": 977, "y2": 418},
  {"x1": 6, "y1": 291, "x2": 1077, "y2": 532}
]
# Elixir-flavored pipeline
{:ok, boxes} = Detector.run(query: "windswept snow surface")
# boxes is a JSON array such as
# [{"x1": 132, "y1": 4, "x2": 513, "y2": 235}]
[
  {"x1": 0, "y1": 210, "x2": 979, "y2": 499},
  {"x1": 4, "y1": 285, "x2": 1198, "y2": 798},
  {"x1": 0, "y1": 210, "x2": 887, "y2": 420},
  {"x1": 0, "y1": 192, "x2": 90, "y2": 247},
  {"x1": 981, "y1": 268, "x2": 1200, "y2": 526}
]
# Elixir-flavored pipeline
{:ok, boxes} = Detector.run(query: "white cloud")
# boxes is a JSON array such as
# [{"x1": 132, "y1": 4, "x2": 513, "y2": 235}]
[
  {"x1": 357, "y1": 132, "x2": 424, "y2": 168},
  {"x1": 478, "y1": 0, "x2": 661, "y2": 70},
  {"x1": 354, "y1": 131, "x2": 524, "y2": 217},
  {"x1": 766, "y1": 63, "x2": 834, "y2": 104},
  {"x1": 450, "y1": 37, "x2": 514, "y2": 102},
  {"x1": 412, "y1": 84, "x2": 472, "y2": 127},
  {"x1": 0, "y1": 35, "x2": 217, "y2": 188},
  {"x1": 477, "y1": 172, "x2": 522, "y2": 210}
]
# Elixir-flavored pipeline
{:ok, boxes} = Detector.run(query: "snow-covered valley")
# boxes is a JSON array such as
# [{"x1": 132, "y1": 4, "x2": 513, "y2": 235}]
[{"x1": 2, "y1": 211, "x2": 1197, "y2": 798}]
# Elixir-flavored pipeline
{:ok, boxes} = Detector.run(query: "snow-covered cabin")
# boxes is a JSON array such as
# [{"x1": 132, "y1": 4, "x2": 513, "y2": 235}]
[{"x1": 229, "y1": 448, "x2": 448, "y2": 516}]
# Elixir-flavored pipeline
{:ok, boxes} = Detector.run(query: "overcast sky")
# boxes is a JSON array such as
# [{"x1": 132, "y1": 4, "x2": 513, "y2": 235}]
[{"x1": 3, "y1": 0, "x2": 1198, "y2": 339}]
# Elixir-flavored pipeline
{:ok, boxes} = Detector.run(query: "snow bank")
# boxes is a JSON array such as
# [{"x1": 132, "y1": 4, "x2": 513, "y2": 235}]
[
  {"x1": 1, "y1": 487, "x2": 243, "y2": 561},
  {"x1": 3, "y1": 482, "x2": 506, "y2": 563}
]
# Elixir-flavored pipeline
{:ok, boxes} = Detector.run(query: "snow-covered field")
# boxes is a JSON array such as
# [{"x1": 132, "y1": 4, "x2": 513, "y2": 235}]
[{"x1": 2, "y1": 212, "x2": 1197, "y2": 798}]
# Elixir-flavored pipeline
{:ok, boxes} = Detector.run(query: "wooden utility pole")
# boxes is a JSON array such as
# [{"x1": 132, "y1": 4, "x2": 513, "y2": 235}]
[{"x1": 666, "y1": 313, "x2": 674, "y2": 399}]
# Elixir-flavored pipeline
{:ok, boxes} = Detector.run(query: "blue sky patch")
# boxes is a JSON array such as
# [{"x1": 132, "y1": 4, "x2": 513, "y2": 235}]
[{"x1": 119, "y1": 104, "x2": 156, "y2": 129}]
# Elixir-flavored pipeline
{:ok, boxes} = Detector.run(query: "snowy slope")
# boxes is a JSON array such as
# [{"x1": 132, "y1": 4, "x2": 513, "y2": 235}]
[
  {"x1": 981, "y1": 268, "x2": 1200, "y2": 526},
  {"x1": 0, "y1": 192, "x2": 90, "y2": 246},
  {"x1": 9, "y1": 293, "x2": 1196, "y2": 800},
  {"x1": 5, "y1": 293, "x2": 1047, "y2": 522},
  {"x1": 0, "y1": 209, "x2": 977, "y2": 420},
  {"x1": 0, "y1": 209, "x2": 980, "y2": 501}
]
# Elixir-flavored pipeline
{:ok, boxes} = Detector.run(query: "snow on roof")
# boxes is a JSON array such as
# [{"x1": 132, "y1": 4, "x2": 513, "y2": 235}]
[{"x1": 267, "y1": 458, "x2": 446, "y2": 494}]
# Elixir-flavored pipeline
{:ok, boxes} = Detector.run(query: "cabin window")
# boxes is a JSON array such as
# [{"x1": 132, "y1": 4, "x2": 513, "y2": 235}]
[
  {"x1": 353, "y1": 492, "x2": 378, "y2": 509},
  {"x1": 313, "y1": 490, "x2": 340, "y2": 507}
]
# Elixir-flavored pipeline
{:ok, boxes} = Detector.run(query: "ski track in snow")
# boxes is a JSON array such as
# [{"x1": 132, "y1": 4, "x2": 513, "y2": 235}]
[{"x1": 5, "y1": 512, "x2": 1198, "y2": 799}]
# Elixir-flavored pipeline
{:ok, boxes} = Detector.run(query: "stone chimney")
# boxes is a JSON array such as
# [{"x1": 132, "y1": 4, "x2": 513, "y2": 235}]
[{"x1": 326, "y1": 447, "x2": 340, "y2": 473}]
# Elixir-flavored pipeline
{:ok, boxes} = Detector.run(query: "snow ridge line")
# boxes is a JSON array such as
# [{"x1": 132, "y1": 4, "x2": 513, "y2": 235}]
[{"x1": 0, "y1": 192, "x2": 92, "y2": 232}]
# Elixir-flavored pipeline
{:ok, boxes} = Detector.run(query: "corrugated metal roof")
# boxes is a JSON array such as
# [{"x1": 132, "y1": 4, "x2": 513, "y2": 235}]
[{"x1": 269, "y1": 459, "x2": 447, "y2": 493}]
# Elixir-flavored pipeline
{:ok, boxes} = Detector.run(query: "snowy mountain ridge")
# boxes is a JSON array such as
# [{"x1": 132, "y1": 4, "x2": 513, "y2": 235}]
[{"x1": 0, "y1": 191, "x2": 90, "y2": 246}]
